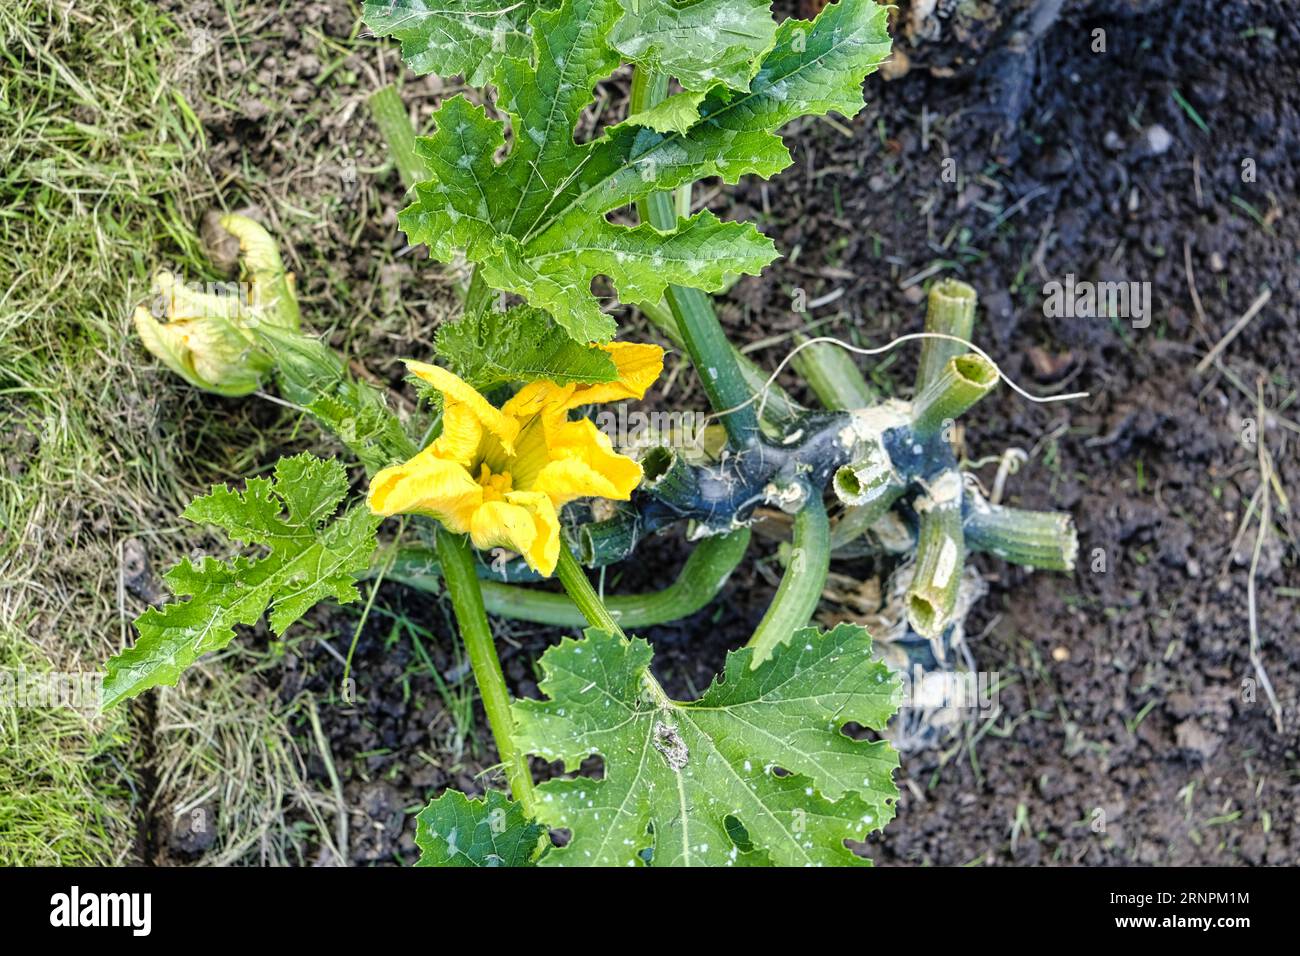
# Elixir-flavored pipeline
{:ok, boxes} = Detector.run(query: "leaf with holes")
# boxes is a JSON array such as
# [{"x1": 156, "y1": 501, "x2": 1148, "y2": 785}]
[
  {"x1": 103, "y1": 454, "x2": 379, "y2": 708},
  {"x1": 415, "y1": 790, "x2": 544, "y2": 866},
  {"x1": 512, "y1": 623, "x2": 900, "y2": 866}
]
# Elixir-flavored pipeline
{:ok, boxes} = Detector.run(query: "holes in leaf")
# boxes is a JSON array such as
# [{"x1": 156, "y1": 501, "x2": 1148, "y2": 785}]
[{"x1": 723, "y1": 814, "x2": 754, "y2": 855}]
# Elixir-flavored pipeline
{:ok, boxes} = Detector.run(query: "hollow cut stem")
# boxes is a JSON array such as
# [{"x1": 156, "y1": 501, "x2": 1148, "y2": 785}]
[
  {"x1": 911, "y1": 353, "x2": 998, "y2": 438},
  {"x1": 965, "y1": 497, "x2": 1078, "y2": 572},
  {"x1": 916, "y1": 278, "x2": 978, "y2": 390},
  {"x1": 906, "y1": 470, "x2": 966, "y2": 639}
]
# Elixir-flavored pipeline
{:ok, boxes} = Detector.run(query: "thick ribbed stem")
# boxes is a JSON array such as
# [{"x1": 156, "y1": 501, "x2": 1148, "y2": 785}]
[
  {"x1": 638, "y1": 295, "x2": 804, "y2": 429},
  {"x1": 792, "y1": 332, "x2": 878, "y2": 410},
  {"x1": 630, "y1": 68, "x2": 758, "y2": 448},
  {"x1": 434, "y1": 531, "x2": 536, "y2": 815},
  {"x1": 911, "y1": 353, "x2": 998, "y2": 438},
  {"x1": 747, "y1": 495, "x2": 830, "y2": 665},
  {"x1": 368, "y1": 84, "x2": 429, "y2": 190},
  {"x1": 965, "y1": 499, "x2": 1078, "y2": 571},
  {"x1": 916, "y1": 278, "x2": 977, "y2": 389},
  {"x1": 906, "y1": 470, "x2": 966, "y2": 638}
]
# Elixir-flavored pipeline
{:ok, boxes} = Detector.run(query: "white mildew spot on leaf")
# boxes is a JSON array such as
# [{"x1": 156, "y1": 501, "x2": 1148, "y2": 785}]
[
  {"x1": 512, "y1": 623, "x2": 902, "y2": 866},
  {"x1": 391, "y1": 0, "x2": 891, "y2": 345},
  {"x1": 653, "y1": 721, "x2": 690, "y2": 771}
]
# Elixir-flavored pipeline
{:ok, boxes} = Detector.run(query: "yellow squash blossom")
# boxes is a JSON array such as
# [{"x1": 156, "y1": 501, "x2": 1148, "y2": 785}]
[{"x1": 367, "y1": 343, "x2": 664, "y2": 576}]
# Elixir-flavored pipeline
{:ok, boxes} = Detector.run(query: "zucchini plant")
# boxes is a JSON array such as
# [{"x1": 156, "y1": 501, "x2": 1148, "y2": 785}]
[{"x1": 113, "y1": 0, "x2": 1078, "y2": 866}]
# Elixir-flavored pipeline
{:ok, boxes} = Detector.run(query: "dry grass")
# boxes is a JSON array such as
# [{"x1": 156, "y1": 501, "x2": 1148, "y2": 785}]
[{"x1": 0, "y1": 0, "x2": 328, "y2": 865}]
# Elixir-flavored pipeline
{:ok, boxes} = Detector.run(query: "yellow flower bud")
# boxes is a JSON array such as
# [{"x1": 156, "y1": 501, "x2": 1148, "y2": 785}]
[{"x1": 133, "y1": 211, "x2": 302, "y2": 396}]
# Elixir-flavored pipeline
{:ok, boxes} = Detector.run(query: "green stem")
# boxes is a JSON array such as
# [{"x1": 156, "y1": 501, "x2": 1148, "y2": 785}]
[
  {"x1": 906, "y1": 470, "x2": 965, "y2": 639},
  {"x1": 630, "y1": 68, "x2": 758, "y2": 448},
  {"x1": 434, "y1": 530, "x2": 536, "y2": 815},
  {"x1": 639, "y1": 295, "x2": 804, "y2": 429},
  {"x1": 791, "y1": 331, "x2": 886, "y2": 547},
  {"x1": 965, "y1": 499, "x2": 1078, "y2": 572},
  {"x1": 368, "y1": 84, "x2": 428, "y2": 190},
  {"x1": 387, "y1": 531, "x2": 751, "y2": 629},
  {"x1": 829, "y1": 486, "x2": 905, "y2": 550},
  {"x1": 791, "y1": 332, "x2": 878, "y2": 410},
  {"x1": 747, "y1": 494, "x2": 830, "y2": 665},
  {"x1": 463, "y1": 268, "x2": 492, "y2": 318},
  {"x1": 554, "y1": 543, "x2": 672, "y2": 707},
  {"x1": 554, "y1": 544, "x2": 624, "y2": 636},
  {"x1": 911, "y1": 353, "x2": 998, "y2": 438},
  {"x1": 915, "y1": 278, "x2": 978, "y2": 390}
]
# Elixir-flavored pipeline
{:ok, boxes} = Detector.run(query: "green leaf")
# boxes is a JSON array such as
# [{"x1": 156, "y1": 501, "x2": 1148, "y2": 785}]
[
  {"x1": 361, "y1": 0, "x2": 544, "y2": 86},
  {"x1": 365, "y1": 0, "x2": 777, "y2": 95},
  {"x1": 623, "y1": 90, "x2": 708, "y2": 135},
  {"x1": 610, "y1": 0, "x2": 778, "y2": 93},
  {"x1": 398, "y1": 0, "x2": 890, "y2": 342},
  {"x1": 414, "y1": 790, "x2": 544, "y2": 866},
  {"x1": 103, "y1": 455, "x2": 379, "y2": 707},
  {"x1": 513, "y1": 623, "x2": 901, "y2": 866},
  {"x1": 256, "y1": 323, "x2": 417, "y2": 475},
  {"x1": 436, "y1": 305, "x2": 618, "y2": 392}
]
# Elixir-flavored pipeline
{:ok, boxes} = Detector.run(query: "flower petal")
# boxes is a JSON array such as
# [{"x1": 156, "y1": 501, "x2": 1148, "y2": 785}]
[
  {"x1": 533, "y1": 418, "x2": 643, "y2": 507},
  {"x1": 469, "y1": 490, "x2": 560, "y2": 576},
  {"x1": 501, "y1": 380, "x2": 575, "y2": 420},
  {"x1": 367, "y1": 448, "x2": 482, "y2": 533},
  {"x1": 406, "y1": 360, "x2": 519, "y2": 463},
  {"x1": 561, "y1": 342, "x2": 664, "y2": 409},
  {"x1": 133, "y1": 305, "x2": 267, "y2": 397}
]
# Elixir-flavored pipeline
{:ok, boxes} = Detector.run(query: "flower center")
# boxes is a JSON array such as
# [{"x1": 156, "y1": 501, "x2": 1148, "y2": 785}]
[{"x1": 477, "y1": 463, "x2": 514, "y2": 501}]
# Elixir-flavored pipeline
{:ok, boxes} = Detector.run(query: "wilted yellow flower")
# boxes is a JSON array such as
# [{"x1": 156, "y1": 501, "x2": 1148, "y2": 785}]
[
  {"x1": 218, "y1": 213, "x2": 300, "y2": 331},
  {"x1": 132, "y1": 272, "x2": 270, "y2": 396},
  {"x1": 367, "y1": 343, "x2": 664, "y2": 575},
  {"x1": 133, "y1": 215, "x2": 300, "y2": 396}
]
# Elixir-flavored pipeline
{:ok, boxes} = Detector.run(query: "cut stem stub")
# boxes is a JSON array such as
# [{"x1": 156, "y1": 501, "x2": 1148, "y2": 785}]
[
  {"x1": 911, "y1": 352, "x2": 998, "y2": 438},
  {"x1": 916, "y1": 278, "x2": 978, "y2": 390},
  {"x1": 906, "y1": 470, "x2": 966, "y2": 639}
]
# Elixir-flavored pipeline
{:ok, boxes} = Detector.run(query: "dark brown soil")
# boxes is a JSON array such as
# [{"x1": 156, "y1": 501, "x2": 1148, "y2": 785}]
[{"x1": 165, "y1": 0, "x2": 1298, "y2": 865}]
